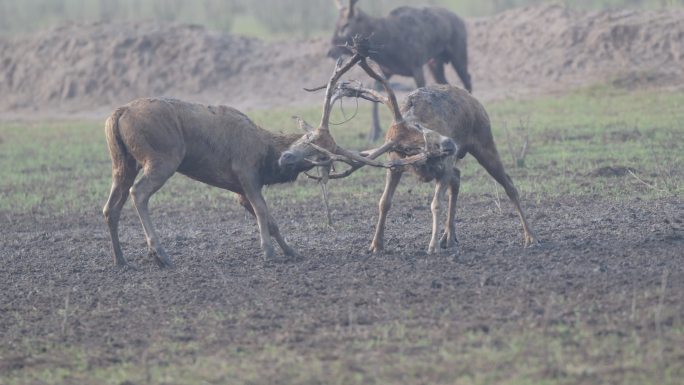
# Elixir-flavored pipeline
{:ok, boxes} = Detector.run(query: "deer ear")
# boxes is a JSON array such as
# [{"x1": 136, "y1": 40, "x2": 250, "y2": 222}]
[
  {"x1": 348, "y1": 0, "x2": 359, "y2": 17},
  {"x1": 292, "y1": 116, "x2": 314, "y2": 132}
]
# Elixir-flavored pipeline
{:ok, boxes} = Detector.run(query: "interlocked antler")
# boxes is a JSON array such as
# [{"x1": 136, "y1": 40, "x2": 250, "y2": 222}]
[
  {"x1": 305, "y1": 37, "x2": 450, "y2": 179},
  {"x1": 304, "y1": 51, "x2": 394, "y2": 169}
]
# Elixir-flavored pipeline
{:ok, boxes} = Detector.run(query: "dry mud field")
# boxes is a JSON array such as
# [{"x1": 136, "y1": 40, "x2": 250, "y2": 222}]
[
  {"x1": 1, "y1": 4, "x2": 684, "y2": 385},
  {"x1": 1, "y1": 192, "x2": 684, "y2": 384}
]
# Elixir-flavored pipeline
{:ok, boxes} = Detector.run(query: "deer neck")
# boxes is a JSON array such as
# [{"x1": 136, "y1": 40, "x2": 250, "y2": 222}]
[{"x1": 262, "y1": 131, "x2": 304, "y2": 186}]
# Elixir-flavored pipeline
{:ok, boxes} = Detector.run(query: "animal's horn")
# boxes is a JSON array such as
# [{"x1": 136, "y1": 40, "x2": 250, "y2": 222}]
[
  {"x1": 318, "y1": 54, "x2": 363, "y2": 131},
  {"x1": 292, "y1": 116, "x2": 314, "y2": 132},
  {"x1": 357, "y1": 59, "x2": 405, "y2": 124},
  {"x1": 348, "y1": 0, "x2": 358, "y2": 17}
]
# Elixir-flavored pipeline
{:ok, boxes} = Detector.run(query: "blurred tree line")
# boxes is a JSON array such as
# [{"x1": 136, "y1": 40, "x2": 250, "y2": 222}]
[{"x1": 0, "y1": 0, "x2": 681, "y2": 37}]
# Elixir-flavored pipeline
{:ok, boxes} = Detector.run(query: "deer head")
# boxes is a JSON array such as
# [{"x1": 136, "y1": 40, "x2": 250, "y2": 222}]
[
  {"x1": 328, "y1": 0, "x2": 367, "y2": 59},
  {"x1": 332, "y1": 57, "x2": 458, "y2": 164}
]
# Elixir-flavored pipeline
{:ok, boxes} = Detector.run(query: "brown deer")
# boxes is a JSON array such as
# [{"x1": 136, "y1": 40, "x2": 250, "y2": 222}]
[
  {"x1": 287, "y1": 42, "x2": 536, "y2": 254},
  {"x1": 329, "y1": 0, "x2": 472, "y2": 142},
  {"x1": 355, "y1": 61, "x2": 536, "y2": 253},
  {"x1": 103, "y1": 99, "x2": 312, "y2": 268}
]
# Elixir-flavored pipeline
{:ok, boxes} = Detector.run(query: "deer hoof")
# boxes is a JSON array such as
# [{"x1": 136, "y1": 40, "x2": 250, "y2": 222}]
[
  {"x1": 524, "y1": 234, "x2": 540, "y2": 248},
  {"x1": 284, "y1": 248, "x2": 302, "y2": 261},
  {"x1": 439, "y1": 234, "x2": 458, "y2": 249},
  {"x1": 151, "y1": 249, "x2": 174, "y2": 268},
  {"x1": 118, "y1": 262, "x2": 139, "y2": 271},
  {"x1": 263, "y1": 246, "x2": 276, "y2": 260},
  {"x1": 427, "y1": 245, "x2": 440, "y2": 255},
  {"x1": 368, "y1": 244, "x2": 384, "y2": 254}
]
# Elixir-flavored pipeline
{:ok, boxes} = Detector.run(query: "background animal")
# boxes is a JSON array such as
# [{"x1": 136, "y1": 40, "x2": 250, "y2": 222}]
[{"x1": 328, "y1": 0, "x2": 472, "y2": 141}]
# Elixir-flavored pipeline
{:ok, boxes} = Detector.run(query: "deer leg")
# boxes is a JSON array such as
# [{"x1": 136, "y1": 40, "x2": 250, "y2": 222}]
[
  {"x1": 237, "y1": 194, "x2": 299, "y2": 259},
  {"x1": 428, "y1": 180, "x2": 448, "y2": 255},
  {"x1": 239, "y1": 180, "x2": 276, "y2": 260},
  {"x1": 369, "y1": 169, "x2": 403, "y2": 254},
  {"x1": 103, "y1": 159, "x2": 138, "y2": 267},
  {"x1": 428, "y1": 57, "x2": 448, "y2": 85},
  {"x1": 130, "y1": 163, "x2": 176, "y2": 268},
  {"x1": 445, "y1": 41, "x2": 472, "y2": 92},
  {"x1": 450, "y1": 56, "x2": 472, "y2": 93},
  {"x1": 440, "y1": 168, "x2": 461, "y2": 249},
  {"x1": 369, "y1": 79, "x2": 384, "y2": 142},
  {"x1": 412, "y1": 66, "x2": 426, "y2": 88},
  {"x1": 471, "y1": 148, "x2": 537, "y2": 247}
]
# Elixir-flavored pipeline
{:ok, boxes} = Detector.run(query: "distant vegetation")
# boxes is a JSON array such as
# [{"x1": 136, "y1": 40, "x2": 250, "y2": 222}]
[{"x1": 0, "y1": 0, "x2": 682, "y2": 38}]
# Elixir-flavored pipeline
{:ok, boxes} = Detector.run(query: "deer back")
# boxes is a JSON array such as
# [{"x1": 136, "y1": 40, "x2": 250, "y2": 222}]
[
  {"x1": 400, "y1": 85, "x2": 490, "y2": 153},
  {"x1": 330, "y1": 5, "x2": 466, "y2": 76},
  {"x1": 115, "y1": 98, "x2": 302, "y2": 189}
]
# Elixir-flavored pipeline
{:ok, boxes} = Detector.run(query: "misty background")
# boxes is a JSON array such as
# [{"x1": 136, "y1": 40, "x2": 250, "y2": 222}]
[{"x1": 1, "y1": 0, "x2": 682, "y2": 38}]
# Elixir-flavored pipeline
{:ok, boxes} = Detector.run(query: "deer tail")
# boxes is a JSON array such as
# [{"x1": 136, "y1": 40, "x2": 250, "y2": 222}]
[{"x1": 104, "y1": 107, "x2": 131, "y2": 170}]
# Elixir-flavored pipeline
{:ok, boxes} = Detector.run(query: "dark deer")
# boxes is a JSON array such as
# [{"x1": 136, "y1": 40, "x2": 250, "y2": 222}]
[
  {"x1": 329, "y1": 0, "x2": 472, "y2": 142},
  {"x1": 102, "y1": 99, "x2": 315, "y2": 268}
]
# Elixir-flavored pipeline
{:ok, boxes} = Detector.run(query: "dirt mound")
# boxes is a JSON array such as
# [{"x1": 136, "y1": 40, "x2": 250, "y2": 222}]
[
  {"x1": 468, "y1": 4, "x2": 684, "y2": 97},
  {"x1": 1, "y1": 5, "x2": 683, "y2": 117}
]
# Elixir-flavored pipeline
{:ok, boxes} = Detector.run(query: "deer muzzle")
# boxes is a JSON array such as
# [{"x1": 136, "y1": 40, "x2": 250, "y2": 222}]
[{"x1": 278, "y1": 151, "x2": 301, "y2": 169}]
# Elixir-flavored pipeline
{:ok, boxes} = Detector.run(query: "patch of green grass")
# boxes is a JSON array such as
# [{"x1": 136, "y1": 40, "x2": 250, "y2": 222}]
[
  {"x1": 4, "y1": 319, "x2": 682, "y2": 385},
  {"x1": 0, "y1": 85, "x2": 682, "y2": 218}
]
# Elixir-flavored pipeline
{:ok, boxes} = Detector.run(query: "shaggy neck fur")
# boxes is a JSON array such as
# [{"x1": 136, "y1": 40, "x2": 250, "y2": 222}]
[{"x1": 260, "y1": 131, "x2": 308, "y2": 186}]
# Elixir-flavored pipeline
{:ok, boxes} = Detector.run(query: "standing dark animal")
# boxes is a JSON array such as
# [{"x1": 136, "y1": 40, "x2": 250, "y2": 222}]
[
  {"x1": 328, "y1": 0, "x2": 472, "y2": 142},
  {"x1": 102, "y1": 98, "x2": 337, "y2": 268}
]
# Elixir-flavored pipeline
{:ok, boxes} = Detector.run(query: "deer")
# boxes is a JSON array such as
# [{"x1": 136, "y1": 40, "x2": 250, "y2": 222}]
[
  {"x1": 328, "y1": 0, "x2": 472, "y2": 142},
  {"x1": 284, "y1": 40, "x2": 537, "y2": 255},
  {"x1": 102, "y1": 99, "x2": 311, "y2": 268}
]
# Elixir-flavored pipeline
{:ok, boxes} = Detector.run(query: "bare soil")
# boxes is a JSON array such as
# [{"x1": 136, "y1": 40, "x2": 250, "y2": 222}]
[
  {"x1": 1, "y1": 189, "x2": 682, "y2": 381},
  {"x1": 1, "y1": 4, "x2": 683, "y2": 119}
]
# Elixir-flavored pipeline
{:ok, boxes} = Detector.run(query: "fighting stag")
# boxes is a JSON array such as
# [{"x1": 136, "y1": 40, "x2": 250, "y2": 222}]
[
  {"x1": 345, "y1": 60, "x2": 537, "y2": 253},
  {"x1": 102, "y1": 99, "x2": 317, "y2": 267},
  {"x1": 329, "y1": 0, "x2": 472, "y2": 141}
]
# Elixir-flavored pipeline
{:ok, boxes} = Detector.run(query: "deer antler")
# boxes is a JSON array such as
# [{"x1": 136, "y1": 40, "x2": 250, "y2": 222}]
[
  {"x1": 318, "y1": 55, "x2": 363, "y2": 131},
  {"x1": 304, "y1": 37, "x2": 450, "y2": 174},
  {"x1": 330, "y1": 81, "x2": 386, "y2": 105},
  {"x1": 357, "y1": 59, "x2": 405, "y2": 125}
]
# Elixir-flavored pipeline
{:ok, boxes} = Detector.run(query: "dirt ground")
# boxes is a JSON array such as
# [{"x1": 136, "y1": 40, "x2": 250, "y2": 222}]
[{"x1": 1, "y1": 187, "x2": 682, "y2": 382}]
